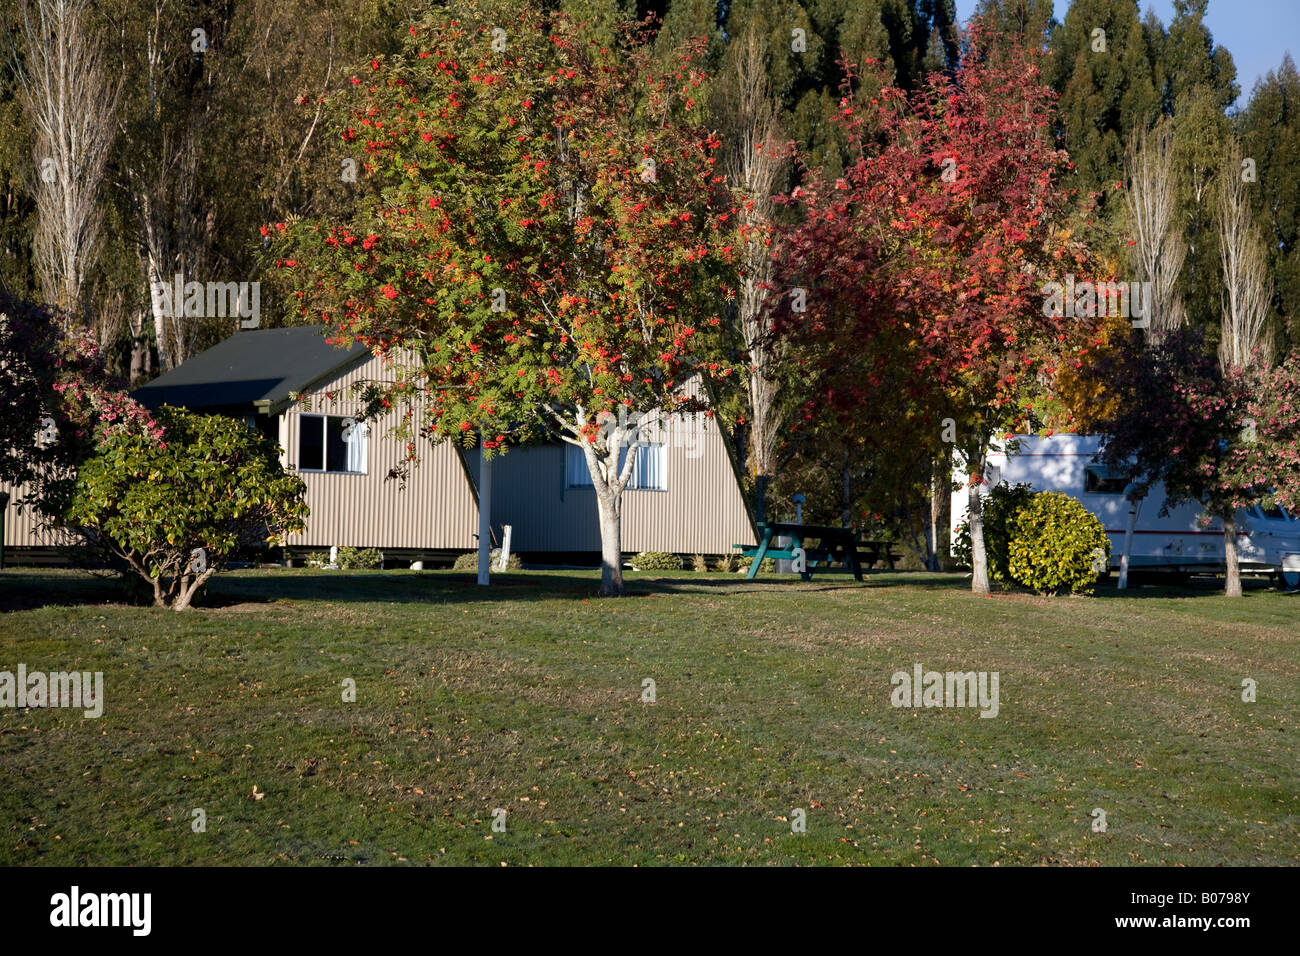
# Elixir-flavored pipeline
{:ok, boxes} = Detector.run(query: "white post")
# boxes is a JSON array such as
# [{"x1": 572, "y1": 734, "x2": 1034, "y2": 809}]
[
  {"x1": 329, "y1": 545, "x2": 338, "y2": 568},
  {"x1": 1118, "y1": 486, "x2": 1143, "y2": 590},
  {"x1": 496, "y1": 524, "x2": 513, "y2": 572},
  {"x1": 477, "y1": 440, "x2": 492, "y2": 586}
]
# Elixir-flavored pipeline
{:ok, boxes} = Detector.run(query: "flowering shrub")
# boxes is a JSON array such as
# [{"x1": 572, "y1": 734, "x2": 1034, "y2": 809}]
[{"x1": 0, "y1": 295, "x2": 160, "y2": 495}]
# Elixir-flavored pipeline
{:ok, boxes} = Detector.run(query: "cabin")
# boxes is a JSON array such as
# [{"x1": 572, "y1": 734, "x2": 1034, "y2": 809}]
[
  {"x1": 3, "y1": 327, "x2": 758, "y2": 567},
  {"x1": 460, "y1": 392, "x2": 757, "y2": 562},
  {"x1": 951, "y1": 433, "x2": 1300, "y2": 586},
  {"x1": 0, "y1": 327, "x2": 480, "y2": 566},
  {"x1": 129, "y1": 326, "x2": 481, "y2": 565}
]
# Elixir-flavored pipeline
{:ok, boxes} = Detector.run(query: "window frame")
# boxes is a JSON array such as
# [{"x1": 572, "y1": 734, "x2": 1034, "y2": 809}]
[
  {"x1": 565, "y1": 441, "x2": 668, "y2": 492},
  {"x1": 296, "y1": 413, "x2": 368, "y2": 475},
  {"x1": 1084, "y1": 464, "x2": 1129, "y2": 495}
]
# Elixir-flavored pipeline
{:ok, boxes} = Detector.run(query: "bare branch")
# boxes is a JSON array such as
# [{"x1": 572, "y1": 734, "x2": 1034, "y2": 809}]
[
  {"x1": 1216, "y1": 142, "x2": 1275, "y2": 370},
  {"x1": 1124, "y1": 120, "x2": 1186, "y2": 345}
]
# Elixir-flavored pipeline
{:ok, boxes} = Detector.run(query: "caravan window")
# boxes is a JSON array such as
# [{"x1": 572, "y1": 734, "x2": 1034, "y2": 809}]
[
  {"x1": 298, "y1": 415, "x2": 367, "y2": 474},
  {"x1": 1259, "y1": 503, "x2": 1291, "y2": 521},
  {"x1": 1084, "y1": 464, "x2": 1128, "y2": 494},
  {"x1": 566, "y1": 442, "x2": 667, "y2": 491}
]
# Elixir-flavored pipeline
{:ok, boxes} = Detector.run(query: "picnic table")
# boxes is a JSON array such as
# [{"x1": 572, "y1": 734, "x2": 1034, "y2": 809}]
[{"x1": 733, "y1": 522, "x2": 902, "y2": 581}]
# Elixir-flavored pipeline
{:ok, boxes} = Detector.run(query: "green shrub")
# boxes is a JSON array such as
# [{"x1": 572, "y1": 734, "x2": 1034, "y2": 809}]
[
  {"x1": 632, "y1": 551, "x2": 682, "y2": 571},
  {"x1": 453, "y1": 550, "x2": 523, "y2": 571},
  {"x1": 953, "y1": 482, "x2": 1035, "y2": 585},
  {"x1": 53, "y1": 406, "x2": 307, "y2": 610},
  {"x1": 1007, "y1": 492, "x2": 1111, "y2": 595},
  {"x1": 337, "y1": 547, "x2": 382, "y2": 570},
  {"x1": 747, "y1": 556, "x2": 776, "y2": 573},
  {"x1": 717, "y1": 553, "x2": 740, "y2": 573}
]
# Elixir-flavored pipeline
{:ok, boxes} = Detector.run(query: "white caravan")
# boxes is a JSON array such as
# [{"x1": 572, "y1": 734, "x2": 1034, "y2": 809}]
[{"x1": 951, "y1": 433, "x2": 1300, "y2": 587}]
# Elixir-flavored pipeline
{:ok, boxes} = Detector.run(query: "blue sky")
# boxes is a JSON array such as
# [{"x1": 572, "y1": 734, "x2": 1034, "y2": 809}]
[{"x1": 953, "y1": 0, "x2": 1298, "y2": 108}]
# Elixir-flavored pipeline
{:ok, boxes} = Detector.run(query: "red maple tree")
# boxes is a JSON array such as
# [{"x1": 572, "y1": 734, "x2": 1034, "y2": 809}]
[{"x1": 772, "y1": 33, "x2": 1102, "y2": 593}]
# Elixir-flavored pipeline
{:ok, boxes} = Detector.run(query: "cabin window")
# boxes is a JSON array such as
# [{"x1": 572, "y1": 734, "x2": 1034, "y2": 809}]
[
  {"x1": 1084, "y1": 464, "x2": 1128, "y2": 494},
  {"x1": 298, "y1": 414, "x2": 367, "y2": 474},
  {"x1": 565, "y1": 442, "x2": 667, "y2": 491},
  {"x1": 1258, "y1": 503, "x2": 1291, "y2": 521}
]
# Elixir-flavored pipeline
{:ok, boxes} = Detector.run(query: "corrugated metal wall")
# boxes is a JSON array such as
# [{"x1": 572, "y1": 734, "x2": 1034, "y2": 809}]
[
  {"x1": 463, "y1": 410, "x2": 757, "y2": 554},
  {"x1": 1, "y1": 480, "x2": 78, "y2": 548},
  {"x1": 281, "y1": 353, "x2": 479, "y2": 550},
  {"x1": 5, "y1": 361, "x2": 750, "y2": 556}
]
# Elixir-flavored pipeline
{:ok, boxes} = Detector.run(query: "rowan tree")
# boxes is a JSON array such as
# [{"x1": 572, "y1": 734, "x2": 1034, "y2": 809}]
[
  {"x1": 1237, "y1": 351, "x2": 1300, "y2": 519},
  {"x1": 268, "y1": 1, "x2": 736, "y2": 597}
]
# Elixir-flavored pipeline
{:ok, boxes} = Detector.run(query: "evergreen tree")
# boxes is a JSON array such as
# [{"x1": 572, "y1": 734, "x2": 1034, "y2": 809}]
[
  {"x1": 1166, "y1": 0, "x2": 1238, "y2": 333},
  {"x1": 1239, "y1": 54, "x2": 1300, "y2": 351},
  {"x1": 1048, "y1": 0, "x2": 1160, "y2": 238}
]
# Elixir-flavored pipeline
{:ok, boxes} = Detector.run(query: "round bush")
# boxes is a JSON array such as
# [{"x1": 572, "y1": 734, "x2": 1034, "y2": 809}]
[
  {"x1": 337, "y1": 547, "x2": 382, "y2": 570},
  {"x1": 632, "y1": 551, "x2": 682, "y2": 571},
  {"x1": 1007, "y1": 492, "x2": 1110, "y2": 595}
]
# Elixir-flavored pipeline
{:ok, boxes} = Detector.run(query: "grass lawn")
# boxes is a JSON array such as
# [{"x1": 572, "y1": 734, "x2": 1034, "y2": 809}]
[{"x1": 1, "y1": 567, "x2": 1296, "y2": 866}]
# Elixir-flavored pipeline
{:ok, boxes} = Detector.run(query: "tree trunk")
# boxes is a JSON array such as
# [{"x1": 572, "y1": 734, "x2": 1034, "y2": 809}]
[
  {"x1": 596, "y1": 491, "x2": 624, "y2": 597},
  {"x1": 755, "y1": 473, "x2": 768, "y2": 525},
  {"x1": 145, "y1": 250, "x2": 173, "y2": 371},
  {"x1": 1224, "y1": 513, "x2": 1242, "y2": 597},
  {"x1": 1118, "y1": 496, "x2": 1140, "y2": 590},
  {"x1": 127, "y1": 309, "x2": 149, "y2": 385},
  {"x1": 969, "y1": 480, "x2": 991, "y2": 595},
  {"x1": 966, "y1": 445, "x2": 990, "y2": 595},
  {"x1": 841, "y1": 449, "x2": 851, "y2": 529},
  {"x1": 174, "y1": 567, "x2": 216, "y2": 611},
  {"x1": 928, "y1": 460, "x2": 942, "y2": 572}
]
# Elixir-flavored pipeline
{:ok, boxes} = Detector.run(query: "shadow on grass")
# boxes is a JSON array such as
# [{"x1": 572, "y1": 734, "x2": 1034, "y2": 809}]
[
  {"x1": 0, "y1": 566, "x2": 975, "y2": 612},
  {"x1": 8, "y1": 565, "x2": 1281, "y2": 613},
  {"x1": 209, "y1": 567, "x2": 927, "y2": 606},
  {"x1": 0, "y1": 570, "x2": 129, "y2": 612},
  {"x1": 1089, "y1": 575, "x2": 1293, "y2": 599}
]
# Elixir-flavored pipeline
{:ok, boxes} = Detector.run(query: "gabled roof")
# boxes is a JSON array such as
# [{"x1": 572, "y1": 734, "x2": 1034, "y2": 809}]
[{"x1": 132, "y1": 326, "x2": 368, "y2": 415}]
